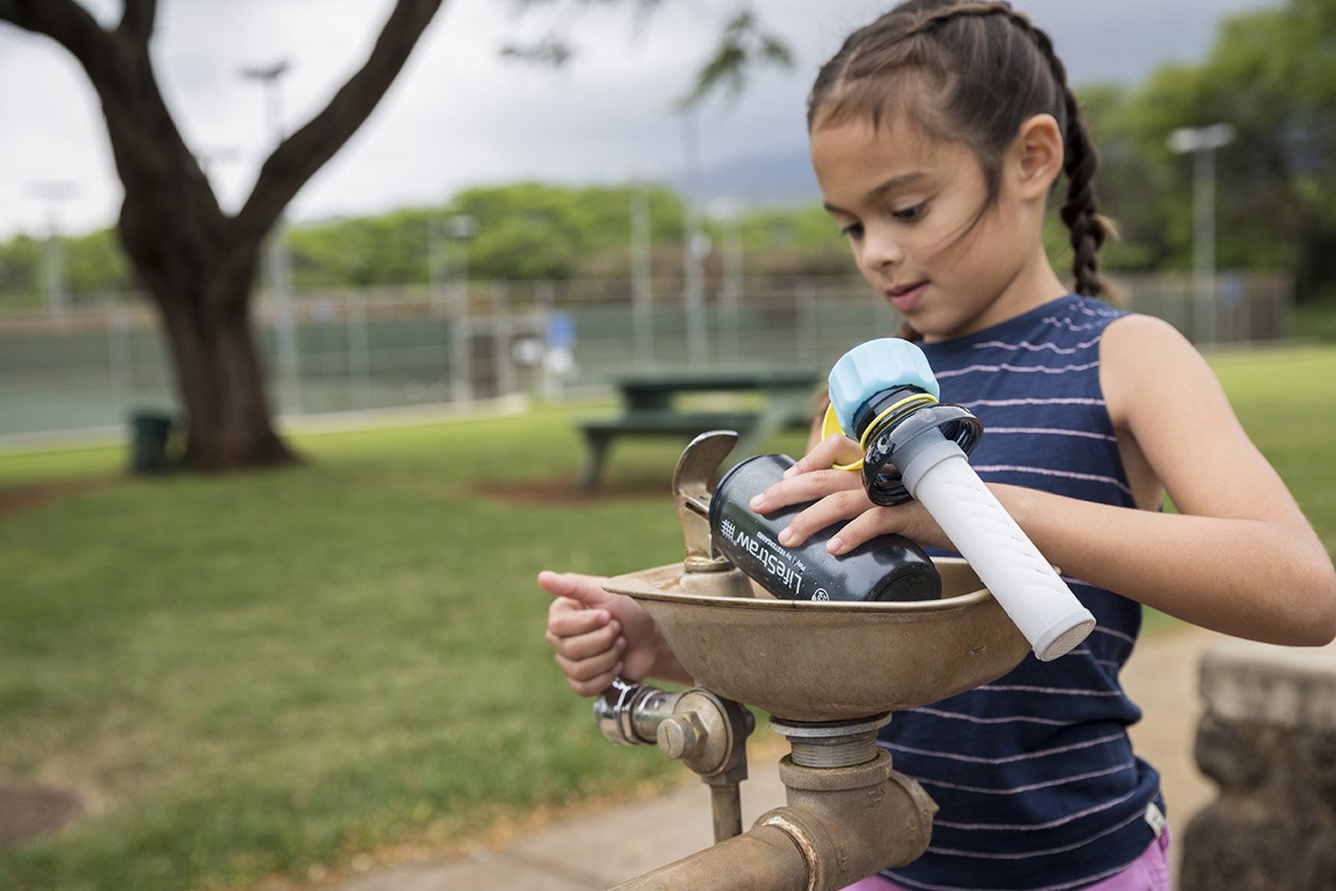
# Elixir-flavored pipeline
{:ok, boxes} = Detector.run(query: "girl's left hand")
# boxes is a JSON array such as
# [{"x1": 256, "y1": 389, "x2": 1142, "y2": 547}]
[{"x1": 747, "y1": 433, "x2": 950, "y2": 554}]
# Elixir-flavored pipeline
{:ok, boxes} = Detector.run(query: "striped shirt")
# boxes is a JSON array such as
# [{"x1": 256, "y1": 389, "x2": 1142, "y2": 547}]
[{"x1": 881, "y1": 294, "x2": 1163, "y2": 891}]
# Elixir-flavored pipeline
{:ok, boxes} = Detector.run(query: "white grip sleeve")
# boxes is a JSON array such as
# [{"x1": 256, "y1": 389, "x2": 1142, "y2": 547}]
[{"x1": 901, "y1": 438, "x2": 1095, "y2": 661}]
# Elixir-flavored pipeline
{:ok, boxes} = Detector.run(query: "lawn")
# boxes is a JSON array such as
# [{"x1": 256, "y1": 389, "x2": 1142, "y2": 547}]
[{"x1": 1, "y1": 345, "x2": 1333, "y2": 890}]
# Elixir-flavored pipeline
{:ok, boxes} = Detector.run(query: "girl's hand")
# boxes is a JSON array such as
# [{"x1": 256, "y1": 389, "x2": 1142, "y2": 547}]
[
  {"x1": 540, "y1": 571, "x2": 685, "y2": 696},
  {"x1": 748, "y1": 434, "x2": 950, "y2": 554}
]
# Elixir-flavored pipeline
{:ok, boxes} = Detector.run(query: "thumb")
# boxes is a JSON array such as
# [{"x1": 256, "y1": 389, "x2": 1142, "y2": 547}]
[
  {"x1": 537, "y1": 571, "x2": 613, "y2": 610},
  {"x1": 788, "y1": 433, "x2": 863, "y2": 477}
]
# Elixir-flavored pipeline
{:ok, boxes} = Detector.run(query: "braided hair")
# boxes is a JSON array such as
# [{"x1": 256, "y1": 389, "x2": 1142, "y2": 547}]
[{"x1": 809, "y1": 0, "x2": 1114, "y2": 334}]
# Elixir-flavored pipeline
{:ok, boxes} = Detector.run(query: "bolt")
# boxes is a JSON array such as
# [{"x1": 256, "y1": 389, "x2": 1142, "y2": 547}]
[{"x1": 658, "y1": 714, "x2": 704, "y2": 760}]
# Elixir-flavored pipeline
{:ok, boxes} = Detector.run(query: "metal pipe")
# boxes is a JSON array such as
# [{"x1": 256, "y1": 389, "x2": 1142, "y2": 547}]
[
  {"x1": 617, "y1": 750, "x2": 936, "y2": 891},
  {"x1": 766, "y1": 757, "x2": 936, "y2": 890},
  {"x1": 611, "y1": 824, "x2": 809, "y2": 891},
  {"x1": 708, "y1": 782, "x2": 743, "y2": 842}
]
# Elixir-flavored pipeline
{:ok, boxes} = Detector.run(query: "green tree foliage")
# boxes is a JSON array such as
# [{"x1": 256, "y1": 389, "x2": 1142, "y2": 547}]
[
  {"x1": 0, "y1": 228, "x2": 135, "y2": 305},
  {"x1": 449, "y1": 182, "x2": 684, "y2": 281},
  {"x1": 1083, "y1": 0, "x2": 1336, "y2": 299},
  {"x1": 284, "y1": 183, "x2": 686, "y2": 288},
  {"x1": 0, "y1": 235, "x2": 43, "y2": 299}
]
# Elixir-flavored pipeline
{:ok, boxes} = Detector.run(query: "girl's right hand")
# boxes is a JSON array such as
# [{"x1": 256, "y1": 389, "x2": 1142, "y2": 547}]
[
  {"x1": 540, "y1": 570, "x2": 687, "y2": 696},
  {"x1": 751, "y1": 434, "x2": 950, "y2": 553}
]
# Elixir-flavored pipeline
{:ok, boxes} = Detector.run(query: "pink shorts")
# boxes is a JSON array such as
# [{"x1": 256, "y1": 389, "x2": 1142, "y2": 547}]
[{"x1": 842, "y1": 825, "x2": 1171, "y2": 891}]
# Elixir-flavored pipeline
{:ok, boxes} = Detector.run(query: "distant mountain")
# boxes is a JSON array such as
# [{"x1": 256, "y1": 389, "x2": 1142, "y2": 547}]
[{"x1": 694, "y1": 146, "x2": 822, "y2": 209}]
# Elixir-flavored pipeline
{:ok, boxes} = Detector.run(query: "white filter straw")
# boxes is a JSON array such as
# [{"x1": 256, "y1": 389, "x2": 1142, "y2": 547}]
[{"x1": 899, "y1": 433, "x2": 1095, "y2": 661}]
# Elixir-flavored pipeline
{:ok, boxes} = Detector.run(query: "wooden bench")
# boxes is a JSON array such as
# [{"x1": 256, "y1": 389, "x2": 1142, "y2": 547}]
[{"x1": 577, "y1": 368, "x2": 819, "y2": 489}]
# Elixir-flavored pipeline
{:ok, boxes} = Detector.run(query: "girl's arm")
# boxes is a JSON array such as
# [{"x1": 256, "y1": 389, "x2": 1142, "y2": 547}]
[
  {"x1": 1027, "y1": 313, "x2": 1336, "y2": 645},
  {"x1": 762, "y1": 317, "x2": 1336, "y2": 647}
]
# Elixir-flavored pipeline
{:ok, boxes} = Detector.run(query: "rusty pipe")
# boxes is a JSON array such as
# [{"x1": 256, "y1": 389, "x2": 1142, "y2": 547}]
[
  {"x1": 763, "y1": 753, "x2": 937, "y2": 890},
  {"x1": 707, "y1": 779, "x2": 744, "y2": 842},
  {"x1": 615, "y1": 752, "x2": 936, "y2": 891},
  {"x1": 610, "y1": 823, "x2": 809, "y2": 891}
]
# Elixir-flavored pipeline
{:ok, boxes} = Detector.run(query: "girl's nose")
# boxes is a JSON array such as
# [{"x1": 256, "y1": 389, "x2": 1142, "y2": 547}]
[{"x1": 861, "y1": 226, "x2": 905, "y2": 271}]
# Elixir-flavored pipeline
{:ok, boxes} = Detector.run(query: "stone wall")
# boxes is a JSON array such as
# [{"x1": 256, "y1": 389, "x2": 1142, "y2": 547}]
[{"x1": 1181, "y1": 638, "x2": 1336, "y2": 890}]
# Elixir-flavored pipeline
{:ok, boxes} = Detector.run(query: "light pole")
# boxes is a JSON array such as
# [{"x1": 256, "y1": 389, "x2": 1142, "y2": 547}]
[
  {"x1": 241, "y1": 60, "x2": 301, "y2": 414},
  {"x1": 681, "y1": 108, "x2": 709, "y2": 365},
  {"x1": 1168, "y1": 123, "x2": 1235, "y2": 348},
  {"x1": 630, "y1": 178, "x2": 654, "y2": 367},
  {"x1": 709, "y1": 198, "x2": 744, "y2": 362},
  {"x1": 447, "y1": 214, "x2": 478, "y2": 404},
  {"x1": 28, "y1": 181, "x2": 76, "y2": 322}
]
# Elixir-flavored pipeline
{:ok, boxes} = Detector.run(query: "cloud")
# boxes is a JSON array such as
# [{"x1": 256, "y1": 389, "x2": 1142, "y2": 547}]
[{"x1": 0, "y1": 0, "x2": 1280, "y2": 240}]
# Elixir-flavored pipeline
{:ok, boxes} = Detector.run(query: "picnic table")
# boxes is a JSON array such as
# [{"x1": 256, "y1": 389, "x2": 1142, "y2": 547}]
[{"x1": 578, "y1": 366, "x2": 821, "y2": 489}]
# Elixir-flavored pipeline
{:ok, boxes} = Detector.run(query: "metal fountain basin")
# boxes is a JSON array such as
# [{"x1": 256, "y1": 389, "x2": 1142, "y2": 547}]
[{"x1": 604, "y1": 557, "x2": 1029, "y2": 722}]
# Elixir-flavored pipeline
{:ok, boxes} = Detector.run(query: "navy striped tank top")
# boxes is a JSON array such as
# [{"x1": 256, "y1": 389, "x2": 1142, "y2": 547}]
[{"x1": 879, "y1": 294, "x2": 1164, "y2": 891}]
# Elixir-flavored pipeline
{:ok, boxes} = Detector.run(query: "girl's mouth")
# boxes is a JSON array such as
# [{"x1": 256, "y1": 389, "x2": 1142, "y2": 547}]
[{"x1": 888, "y1": 281, "x2": 928, "y2": 313}]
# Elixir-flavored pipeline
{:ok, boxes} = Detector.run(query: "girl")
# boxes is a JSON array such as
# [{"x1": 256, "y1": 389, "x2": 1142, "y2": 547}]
[{"x1": 542, "y1": 2, "x2": 1336, "y2": 888}]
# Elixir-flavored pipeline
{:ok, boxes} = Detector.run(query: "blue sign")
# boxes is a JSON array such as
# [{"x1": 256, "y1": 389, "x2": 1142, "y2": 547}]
[{"x1": 546, "y1": 311, "x2": 576, "y2": 348}]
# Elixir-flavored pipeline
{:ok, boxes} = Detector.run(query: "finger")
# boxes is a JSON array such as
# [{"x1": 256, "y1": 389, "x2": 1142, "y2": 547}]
[
  {"x1": 786, "y1": 434, "x2": 864, "y2": 477},
  {"x1": 749, "y1": 468, "x2": 862, "y2": 514},
  {"x1": 778, "y1": 489, "x2": 874, "y2": 548},
  {"x1": 555, "y1": 640, "x2": 625, "y2": 683},
  {"x1": 548, "y1": 602, "x2": 611, "y2": 637},
  {"x1": 825, "y1": 506, "x2": 903, "y2": 555},
  {"x1": 537, "y1": 571, "x2": 613, "y2": 609},
  {"x1": 568, "y1": 663, "x2": 624, "y2": 698},
  {"x1": 551, "y1": 620, "x2": 622, "y2": 661}
]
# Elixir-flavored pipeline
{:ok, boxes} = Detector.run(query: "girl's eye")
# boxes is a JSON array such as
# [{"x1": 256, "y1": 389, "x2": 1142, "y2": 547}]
[
  {"x1": 839, "y1": 222, "x2": 864, "y2": 240},
  {"x1": 891, "y1": 202, "x2": 927, "y2": 222}
]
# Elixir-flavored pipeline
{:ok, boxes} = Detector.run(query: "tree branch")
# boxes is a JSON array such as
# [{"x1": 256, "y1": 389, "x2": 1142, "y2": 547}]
[
  {"x1": 117, "y1": 0, "x2": 157, "y2": 46},
  {"x1": 0, "y1": 0, "x2": 111, "y2": 68},
  {"x1": 234, "y1": 0, "x2": 445, "y2": 241}
]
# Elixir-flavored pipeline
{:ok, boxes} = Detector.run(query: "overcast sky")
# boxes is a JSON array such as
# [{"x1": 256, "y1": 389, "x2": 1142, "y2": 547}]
[{"x1": 0, "y1": 0, "x2": 1279, "y2": 240}]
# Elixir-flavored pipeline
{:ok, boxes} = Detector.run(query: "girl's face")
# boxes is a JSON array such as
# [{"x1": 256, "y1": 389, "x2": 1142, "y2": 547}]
[{"x1": 810, "y1": 113, "x2": 1061, "y2": 342}]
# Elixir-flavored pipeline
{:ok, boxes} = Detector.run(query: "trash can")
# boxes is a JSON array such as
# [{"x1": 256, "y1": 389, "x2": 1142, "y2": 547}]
[{"x1": 129, "y1": 411, "x2": 174, "y2": 474}]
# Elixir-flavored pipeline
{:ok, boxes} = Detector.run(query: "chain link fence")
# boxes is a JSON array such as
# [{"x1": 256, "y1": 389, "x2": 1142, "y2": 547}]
[{"x1": 0, "y1": 270, "x2": 1293, "y2": 440}]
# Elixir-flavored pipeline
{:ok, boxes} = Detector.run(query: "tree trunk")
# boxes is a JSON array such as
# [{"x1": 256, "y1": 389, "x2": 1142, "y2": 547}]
[
  {"x1": 0, "y1": 0, "x2": 445, "y2": 471},
  {"x1": 145, "y1": 254, "x2": 298, "y2": 471}
]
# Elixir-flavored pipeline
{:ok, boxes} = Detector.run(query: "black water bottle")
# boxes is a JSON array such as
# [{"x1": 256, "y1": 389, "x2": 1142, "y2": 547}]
[{"x1": 708, "y1": 454, "x2": 941, "y2": 602}]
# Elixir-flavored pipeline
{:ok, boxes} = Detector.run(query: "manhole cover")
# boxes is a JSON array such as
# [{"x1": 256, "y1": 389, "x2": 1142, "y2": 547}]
[{"x1": 0, "y1": 783, "x2": 84, "y2": 846}]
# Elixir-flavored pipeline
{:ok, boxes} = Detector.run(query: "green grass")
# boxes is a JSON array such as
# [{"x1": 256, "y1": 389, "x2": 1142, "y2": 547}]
[
  {"x1": 0, "y1": 409, "x2": 809, "y2": 890},
  {"x1": 1, "y1": 345, "x2": 1334, "y2": 890},
  {"x1": 1209, "y1": 345, "x2": 1336, "y2": 555},
  {"x1": 1295, "y1": 294, "x2": 1336, "y2": 342}
]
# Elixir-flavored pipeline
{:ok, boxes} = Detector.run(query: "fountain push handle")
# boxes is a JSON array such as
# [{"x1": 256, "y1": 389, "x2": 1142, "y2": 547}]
[{"x1": 828, "y1": 339, "x2": 1095, "y2": 662}]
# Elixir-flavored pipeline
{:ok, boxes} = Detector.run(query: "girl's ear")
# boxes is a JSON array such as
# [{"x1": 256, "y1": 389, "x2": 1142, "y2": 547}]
[{"x1": 1011, "y1": 113, "x2": 1064, "y2": 201}]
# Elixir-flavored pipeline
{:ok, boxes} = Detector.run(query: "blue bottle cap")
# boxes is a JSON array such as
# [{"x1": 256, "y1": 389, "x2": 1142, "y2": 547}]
[{"x1": 827, "y1": 338, "x2": 941, "y2": 434}]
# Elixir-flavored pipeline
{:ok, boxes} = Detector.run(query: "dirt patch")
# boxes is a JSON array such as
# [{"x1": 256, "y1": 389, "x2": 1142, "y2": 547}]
[
  {"x1": 0, "y1": 783, "x2": 84, "y2": 847},
  {"x1": 0, "y1": 476, "x2": 121, "y2": 520},
  {"x1": 470, "y1": 477, "x2": 672, "y2": 506}
]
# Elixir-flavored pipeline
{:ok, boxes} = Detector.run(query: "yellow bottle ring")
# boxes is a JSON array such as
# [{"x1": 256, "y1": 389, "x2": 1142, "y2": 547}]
[{"x1": 821, "y1": 394, "x2": 939, "y2": 472}]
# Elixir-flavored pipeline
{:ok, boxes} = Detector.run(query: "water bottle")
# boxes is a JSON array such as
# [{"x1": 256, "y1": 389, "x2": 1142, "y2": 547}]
[{"x1": 708, "y1": 453, "x2": 941, "y2": 603}]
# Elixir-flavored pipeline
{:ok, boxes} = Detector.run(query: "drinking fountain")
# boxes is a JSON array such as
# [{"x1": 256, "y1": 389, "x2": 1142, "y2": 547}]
[{"x1": 590, "y1": 429, "x2": 1033, "y2": 890}]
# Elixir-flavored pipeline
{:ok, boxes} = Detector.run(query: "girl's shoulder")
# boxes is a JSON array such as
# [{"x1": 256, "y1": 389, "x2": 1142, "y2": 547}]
[
  {"x1": 1100, "y1": 310, "x2": 1221, "y2": 429},
  {"x1": 1101, "y1": 311, "x2": 1205, "y2": 388}
]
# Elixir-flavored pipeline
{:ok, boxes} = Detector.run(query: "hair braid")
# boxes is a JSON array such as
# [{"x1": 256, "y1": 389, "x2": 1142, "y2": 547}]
[{"x1": 999, "y1": 7, "x2": 1115, "y2": 297}]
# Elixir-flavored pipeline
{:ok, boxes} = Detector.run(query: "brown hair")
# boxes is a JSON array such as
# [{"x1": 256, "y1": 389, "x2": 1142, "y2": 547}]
[{"x1": 808, "y1": 1, "x2": 1114, "y2": 339}]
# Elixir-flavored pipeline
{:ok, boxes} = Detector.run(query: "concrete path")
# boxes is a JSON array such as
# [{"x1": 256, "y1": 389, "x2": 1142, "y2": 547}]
[{"x1": 332, "y1": 624, "x2": 1226, "y2": 891}]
